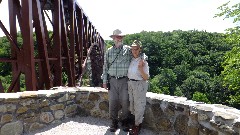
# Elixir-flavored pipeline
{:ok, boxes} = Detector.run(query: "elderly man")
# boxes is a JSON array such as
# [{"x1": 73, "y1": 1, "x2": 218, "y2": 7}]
[{"x1": 102, "y1": 29, "x2": 132, "y2": 132}]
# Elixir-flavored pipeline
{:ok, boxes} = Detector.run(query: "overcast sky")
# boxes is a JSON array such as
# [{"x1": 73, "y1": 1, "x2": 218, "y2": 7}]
[{"x1": 0, "y1": 0, "x2": 238, "y2": 40}]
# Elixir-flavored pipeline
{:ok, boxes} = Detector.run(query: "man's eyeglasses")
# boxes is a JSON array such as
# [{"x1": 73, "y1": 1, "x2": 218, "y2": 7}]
[{"x1": 113, "y1": 36, "x2": 123, "y2": 39}]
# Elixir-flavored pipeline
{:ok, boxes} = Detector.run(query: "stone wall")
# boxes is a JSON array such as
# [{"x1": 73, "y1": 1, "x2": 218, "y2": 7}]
[{"x1": 0, "y1": 87, "x2": 239, "y2": 135}]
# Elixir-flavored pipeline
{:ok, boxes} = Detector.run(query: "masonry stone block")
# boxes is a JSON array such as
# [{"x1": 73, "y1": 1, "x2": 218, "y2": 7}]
[
  {"x1": 41, "y1": 106, "x2": 51, "y2": 112},
  {"x1": 20, "y1": 92, "x2": 38, "y2": 98},
  {"x1": 67, "y1": 101, "x2": 75, "y2": 105},
  {"x1": 174, "y1": 105, "x2": 185, "y2": 113},
  {"x1": 24, "y1": 116, "x2": 38, "y2": 123},
  {"x1": 210, "y1": 120, "x2": 236, "y2": 135},
  {"x1": 17, "y1": 106, "x2": 28, "y2": 114},
  {"x1": 88, "y1": 93, "x2": 100, "y2": 101},
  {"x1": 0, "y1": 104, "x2": 16, "y2": 113},
  {"x1": 40, "y1": 99, "x2": 50, "y2": 107},
  {"x1": 151, "y1": 103, "x2": 164, "y2": 117},
  {"x1": 101, "y1": 92, "x2": 108, "y2": 100},
  {"x1": 99, "y1": 101, "x2": 109, "y2": 112},
  {"x1": 83, "y1": 101, "x2": 95, "y2": 110},
  {"x1": 50, "y1": 104, "x2": 65, "y2": 110},
  {"x1": 28, "y1": 122, "x2": 46, "y2": 133},
  {"x1": 76, "y1": 91, "x2": 89, "y2": 101},
  {"x1": 70, "y1": 94, "x2": 75, "y2": 100},
  {"x1": 57, "y1": 93, "x2": 69, "y2": 102},
  {"x1": 233, "y1": 121, "x2": 240, "y2": 128},
  {"x1": 189, "y1": 111, "x2": 198, "y2": 121},
  {"x1": 1, "y1": 114, "x2": 13, "y2": 124},
  {"x1": 156, "y1": 117, "x2": 172, "y2": 131},
  {"x1": 1, "y1": 121, "x2": 23, "y2": 135},
  {"x1": 19, "y1": 98, "x2": 36, "y2": 106},
  {"x1": 64, "y1": 104, "x2": 77, "y2": 115},
  {"x1": 199, "y1": 125, "x2": 218, "y2": 135},
  {"x1": 77, "y1": 106, "x2": 90, "y2": 117},
  {"x1": 4, "y1": 98, "x2": 19, "y2": 103},
  {"x1": 143, "y1": 105, "x2": 157, "y2": 131},
  {"x1": 54, "y1": 110, "x2": 64, "y2": 119},
  {"x1": 28, "y1": 104, "x2": 39, "y2": 110},
  {"x1": 16, "y1": 112, "x2": 36, "y2": 120},
  {"x1": 187, "y1": 126, "x2": 199, "y2": 135},
  {"x1": 40, "y1": 112, "x2": 54, "y2": 123},
  {"x1": 91, "y1": 110, "x2": 102, "y2": 117},
  {"x1": 165, "y1": 103, "x2": 175, "y2": 117},
  {"x1": 0, "y1": 105, "x2": 6, "y2": 113},
  {"x1": 198, "y1": 113, "x2": 209, "y2": 121},
  {"x1": 214, "y1": 111, "x2": 238, "y2": 121},
  {"x1": 174, "y1": 114, "x2": 188, "y2": 134}
]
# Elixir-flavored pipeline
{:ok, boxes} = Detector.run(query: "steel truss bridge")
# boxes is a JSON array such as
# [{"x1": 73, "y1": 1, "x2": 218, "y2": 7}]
[{"x1": 0, "y1": 0, "x2": 104, "y2": 92}]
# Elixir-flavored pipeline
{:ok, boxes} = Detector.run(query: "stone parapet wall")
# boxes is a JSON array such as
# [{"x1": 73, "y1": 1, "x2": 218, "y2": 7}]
[
  {"x1": 0, "y1": 87, "x2": 239, "y2": 135},
  {"x1": 0, "y1": 87, "x2": 79, "y2": 135},
  {"x1": 144, "y1": 93, "x2": 240, "y2": 135}
]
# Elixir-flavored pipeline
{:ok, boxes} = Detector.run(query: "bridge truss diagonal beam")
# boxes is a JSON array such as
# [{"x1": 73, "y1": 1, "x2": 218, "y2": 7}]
[{"x1": 0, "y1": 0, "x2": 105, "y2": 92}]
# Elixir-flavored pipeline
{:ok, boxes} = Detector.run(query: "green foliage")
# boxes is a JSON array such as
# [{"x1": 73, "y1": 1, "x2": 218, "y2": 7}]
[
  {"x1": 0, "y1": 36, "x2": 11, "y2": 76},
  {"x1": 0, "y1": 73, "x2": 25, "y2": 92},
  {"x1": 149, "y1": 74, "x2": 171, "y2": 95},
  {"x1": 158, "y1": 68, "x2": 177, "y2": 96},
  {"x1": 122, "y1": 29, "x2": 237, "y2": 108},
  {"x1": 0, "y1": 75, "x2": 11, "y2": 92},
  {"x1": 221, "y1": 47, "x2": 240, "y2": 91},
  {"x1": 104, "y1": 40, "x2": 114, "y2": 49},
  {"x1": 215, "y1": 1, "x2": 240, "y2": 24},
  {"x1": 149, "y1": 76, "x2": 162, "y2": 94},
  {"x1": 192, "y1": 91, "x2": 210, "y2": 104},
  {"x1": 180, "y1": 75, "x2": 208, "y2": 99},
  {"x1": 173, "y1": 63, "x2": 190, "y2": 85},
  {"x1": 174, "y1": 87, "x2": 184, "y2": 97},
  {"x1": 228, "y1": 93, "x2": 240, "y2": 108},
  {"x1": 221, "y1": 47, "x2": 240, "y2": 107},
  {"x1": 215, "y1": 1, "x2": 240, "y2": 108},
  {"x1": 19, "y1": 74, "x2": 26, "y2": 92},
  {"x1": 208, "y1": 76, "x2": 229, "y2": 105}
]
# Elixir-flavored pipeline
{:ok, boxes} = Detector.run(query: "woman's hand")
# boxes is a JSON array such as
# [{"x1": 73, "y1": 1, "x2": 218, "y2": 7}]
[
  {"x1": 138, "y1": 60, "x2": 145, "y2": 69},
  {"x1": 138, "y1": 60, "x2": 148, "y2": 80}
]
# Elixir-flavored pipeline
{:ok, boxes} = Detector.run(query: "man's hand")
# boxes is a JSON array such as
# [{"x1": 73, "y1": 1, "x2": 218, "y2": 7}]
[{"x1": 103, "y1": 83, "x2": 109, "y2": 90}]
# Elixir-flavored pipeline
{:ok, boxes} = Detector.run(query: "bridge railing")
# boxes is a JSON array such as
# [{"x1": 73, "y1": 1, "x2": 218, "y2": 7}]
[{"x1": 0, "y1": 0, "x2": 104, "y2": 92}]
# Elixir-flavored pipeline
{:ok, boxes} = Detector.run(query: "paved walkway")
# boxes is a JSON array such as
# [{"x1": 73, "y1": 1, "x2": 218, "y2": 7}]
[{"x1": 26, "y1": 116, "x2": 157, "y2": 135}]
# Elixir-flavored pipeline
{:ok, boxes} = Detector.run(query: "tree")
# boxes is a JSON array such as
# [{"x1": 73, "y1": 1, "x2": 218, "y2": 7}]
[
  {"x1": 215, "y1": 1, "x2": 240, "y2": 108},
  {"x1": 192, "y1": 91, "x2": 210, "y2": 104},
  {"x1": 157, "y1": 68, "x2": 177, "y2": 96}
]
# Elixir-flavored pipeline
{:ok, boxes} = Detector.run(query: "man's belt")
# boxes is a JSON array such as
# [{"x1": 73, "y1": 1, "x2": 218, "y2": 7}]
[{"x1": 110, "y1": 76, "x2": 127, "y2": 79}]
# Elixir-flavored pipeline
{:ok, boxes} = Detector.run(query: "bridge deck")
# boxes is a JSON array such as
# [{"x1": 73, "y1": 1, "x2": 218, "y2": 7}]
[{"x1": 26, "y1": 116, "x2": 157, "y2": 135}]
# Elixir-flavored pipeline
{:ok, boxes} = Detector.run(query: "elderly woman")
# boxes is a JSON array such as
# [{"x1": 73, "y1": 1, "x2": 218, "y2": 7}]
[{"x1": 128, "y1": 40, "x2": 149, "y2": 135}]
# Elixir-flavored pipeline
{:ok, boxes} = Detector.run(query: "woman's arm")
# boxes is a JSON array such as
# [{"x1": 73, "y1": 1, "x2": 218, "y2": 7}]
[{"x1": 138, "y1": 60, "x2": 149, "y2": 80}]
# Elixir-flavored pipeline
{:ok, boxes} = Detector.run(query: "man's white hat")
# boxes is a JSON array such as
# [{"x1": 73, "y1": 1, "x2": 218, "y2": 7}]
[{"x1": 110, "y1": 29, "x2": 125, "y2": 38}]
